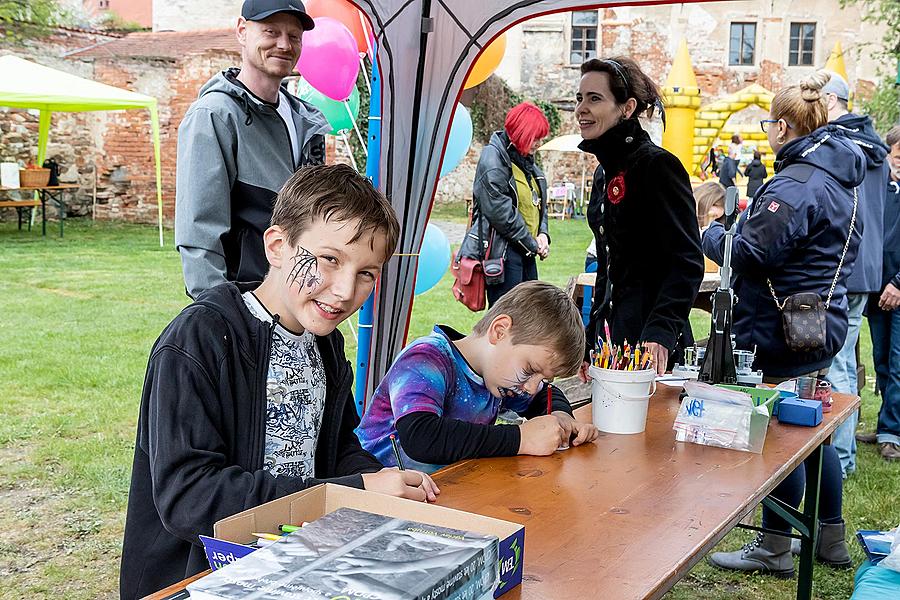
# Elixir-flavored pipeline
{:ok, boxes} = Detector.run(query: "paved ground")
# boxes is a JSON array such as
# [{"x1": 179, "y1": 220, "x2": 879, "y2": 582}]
[{"x1": 432, "y1": 219, "x2": 466, "y2": 245}]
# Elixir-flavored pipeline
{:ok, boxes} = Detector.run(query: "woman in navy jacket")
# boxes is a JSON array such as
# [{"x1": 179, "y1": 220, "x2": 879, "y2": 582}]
[{"x1": 705, "y1": 71, "x2": 865, "y2": 576}]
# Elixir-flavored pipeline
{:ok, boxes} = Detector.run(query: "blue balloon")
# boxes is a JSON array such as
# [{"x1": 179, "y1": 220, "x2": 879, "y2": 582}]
[
  {"x1": 439, "y1": 104, "x2": 473, "y2": 178},
  {"x1": 415, "y1": 223, "x2": 451, "y2": 295}
]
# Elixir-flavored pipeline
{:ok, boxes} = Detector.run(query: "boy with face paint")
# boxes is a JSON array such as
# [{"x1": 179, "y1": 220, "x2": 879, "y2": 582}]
[
  {"x1": 356, "y1": 281, "x2": 599, "y2": 474},
  {"x1": 121, "y1": 165, "x2": 438, "y2": 599}
]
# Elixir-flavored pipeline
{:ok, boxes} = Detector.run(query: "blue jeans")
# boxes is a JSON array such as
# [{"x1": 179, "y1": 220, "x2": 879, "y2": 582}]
[
  {"x1": 485, "y1": 245, "x2": 538, "y2": 308},
  {"x1": 869, "y1": 302, "x2": 900, "y2": 445},
  {"x1": 827, "y1": 294, "x2": 866, "y2": 476}
]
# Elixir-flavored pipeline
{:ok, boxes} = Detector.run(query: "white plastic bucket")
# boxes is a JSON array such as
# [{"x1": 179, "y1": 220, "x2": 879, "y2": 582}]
[{"x1": 589, "y1": 365, "x2": 657, "y2": 434}]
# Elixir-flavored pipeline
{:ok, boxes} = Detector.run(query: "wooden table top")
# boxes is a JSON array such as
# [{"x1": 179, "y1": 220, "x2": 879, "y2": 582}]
[
  {"x1": 145, "y1": 386, "x2": 857, "y2": 600},
  {"x1": 431, "y1": 386, "x2": 858, "y2": 600}
]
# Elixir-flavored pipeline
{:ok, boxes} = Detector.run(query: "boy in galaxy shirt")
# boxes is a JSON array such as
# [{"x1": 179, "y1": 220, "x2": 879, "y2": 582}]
[{"x1": 356, "y1": 280, "x2": 599, "y2": 473}]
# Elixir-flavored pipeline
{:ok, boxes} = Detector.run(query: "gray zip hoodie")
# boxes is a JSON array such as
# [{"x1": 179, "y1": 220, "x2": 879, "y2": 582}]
[{"x1": 174, "y1": 68, "x2": 331, "y2": 298}]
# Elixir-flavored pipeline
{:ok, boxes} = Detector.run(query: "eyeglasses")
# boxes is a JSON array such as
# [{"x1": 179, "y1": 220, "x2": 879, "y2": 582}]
[{"x1": 760, "y1": 119, "x2": 792, "y2": 133}]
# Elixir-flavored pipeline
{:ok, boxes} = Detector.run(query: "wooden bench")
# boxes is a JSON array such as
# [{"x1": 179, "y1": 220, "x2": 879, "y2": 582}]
[{"x1": 0, "y1": 199, "x2": 42, "y2": 231}]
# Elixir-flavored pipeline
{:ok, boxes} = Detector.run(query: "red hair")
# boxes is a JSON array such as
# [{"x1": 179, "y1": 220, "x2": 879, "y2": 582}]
[{"x1": 504, "y1": 102, "x2": 550, "y2": 156}]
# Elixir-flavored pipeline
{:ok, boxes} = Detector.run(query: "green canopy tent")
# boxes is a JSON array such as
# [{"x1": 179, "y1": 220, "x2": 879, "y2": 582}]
[{"x1": 0, "y1": 54, "x2": 164, "y2": 245}]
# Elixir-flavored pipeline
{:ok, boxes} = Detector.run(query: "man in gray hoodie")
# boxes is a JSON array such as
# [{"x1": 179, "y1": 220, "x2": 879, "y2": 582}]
[{"x1": 175, "y1": 0, "x2": 331, "y2": 298}]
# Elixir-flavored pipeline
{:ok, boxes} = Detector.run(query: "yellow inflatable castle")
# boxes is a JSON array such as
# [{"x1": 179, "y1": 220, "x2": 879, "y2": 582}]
[{"x1": 661, "y1": 40, "x2": 851, "y2": 188}]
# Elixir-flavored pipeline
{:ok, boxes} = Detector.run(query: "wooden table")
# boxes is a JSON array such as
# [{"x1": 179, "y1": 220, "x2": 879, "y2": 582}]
[
  {"x1": 146, "y1": 386, "x2": 857, "y2": 600},
  {"x1": 432, "y1": 387, "x2": 858, "y2": 600},
  {"x1": 0, "y1": 184, "x2": 79, "y2": 237}
]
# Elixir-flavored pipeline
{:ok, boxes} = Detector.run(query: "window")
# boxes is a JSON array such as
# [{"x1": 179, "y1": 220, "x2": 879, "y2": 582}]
[
  {"x1": 728, "y1": 22, "x2": 756, "y2": 66},
  {"x1": 789, "y1": 22, "x2": 816, "y2": 66},
  {"x1": 570, "y1": 11, "x2": 598, "y2": 65},
  {"x1": 98, "y1": 0, "x2": 110, "y2": 7}
]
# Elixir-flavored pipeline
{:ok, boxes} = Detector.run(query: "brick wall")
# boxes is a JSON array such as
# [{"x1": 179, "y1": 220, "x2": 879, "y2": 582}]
[
  {"x1": 0, "y1": 26, "x2": 115, "y2": 220},
  {"x1": 0, "y1": 25, "x2": 239, "y2": 224},
  {"x1": 88, "y1": 53, "x2": 236, "y2": 223}
]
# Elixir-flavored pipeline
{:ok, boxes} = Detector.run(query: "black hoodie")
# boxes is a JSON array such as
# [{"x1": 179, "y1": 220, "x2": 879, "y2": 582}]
[
  {"x1": 833, "y1": 113, "x2": 890, "y2": 293},
  {"x1": 119, "y1": 283, "x2": 381, "y2": 599},
  {"x1": 744, "y1": 158, "x2": 767, "y2": 198}
]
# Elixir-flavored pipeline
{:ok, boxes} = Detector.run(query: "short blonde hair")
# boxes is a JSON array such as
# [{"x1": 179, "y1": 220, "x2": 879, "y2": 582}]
[
  {"x1": 770, "y1": 71, "x2": 830, "y2": 138},
  {"x1": 694, "y1": 181, "x2": 726, "y2": 229},
  {"x1": 472, "y1": 281, "x2": 585, "y2": 376}
]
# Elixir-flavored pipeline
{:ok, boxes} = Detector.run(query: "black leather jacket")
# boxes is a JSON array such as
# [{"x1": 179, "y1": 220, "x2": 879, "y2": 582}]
[{"x1": 457, "y1": 131, "x2": 549, "y2": 262}]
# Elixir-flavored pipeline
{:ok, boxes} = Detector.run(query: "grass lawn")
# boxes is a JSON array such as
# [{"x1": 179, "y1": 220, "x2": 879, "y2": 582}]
[{"x1": 0, "y1": 211, "x2": 895, "y2": 599}]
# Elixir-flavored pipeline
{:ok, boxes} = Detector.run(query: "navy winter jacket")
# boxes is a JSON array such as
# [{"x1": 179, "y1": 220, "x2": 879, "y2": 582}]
[
  {"x1": 881, "y1": 179, "x2": 900, "y2": 292},
  {"x1": 703, "y1": 124, "x2": 866, "y2": 377},
  {"x1": 834, "y1": 113, "x2": 889, "y2": 293}
]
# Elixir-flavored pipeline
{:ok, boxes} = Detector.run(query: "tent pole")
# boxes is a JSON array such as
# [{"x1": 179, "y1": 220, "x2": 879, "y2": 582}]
[
  {"x1": 31, "y1": 109, "x2": 52, "y2": 227},
  {"x1": 150, "y1": 104, "x2": 164, "y2": 247},
  {"x1": 354, "y1": 52, "x2": 381, "y2": 416}
]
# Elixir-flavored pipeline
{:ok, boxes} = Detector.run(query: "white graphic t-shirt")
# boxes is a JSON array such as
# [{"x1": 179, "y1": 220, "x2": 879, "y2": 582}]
[{"x1": 242, "y1": 292, "x2": 326, "y2": 479}]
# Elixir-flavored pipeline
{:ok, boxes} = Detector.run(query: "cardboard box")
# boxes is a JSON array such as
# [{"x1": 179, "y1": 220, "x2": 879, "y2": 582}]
[{"x1": 201, "y1": 483, "x2": 525, "y2": 598}]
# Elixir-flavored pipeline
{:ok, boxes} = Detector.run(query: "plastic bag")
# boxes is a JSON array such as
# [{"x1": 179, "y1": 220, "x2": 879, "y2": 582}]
[
  {"x1": 673, "y1": 381, "x2": 769, "y2": 453},
  {"x1": 880, "y1": 525, "x2": 900, "y2": 573}
]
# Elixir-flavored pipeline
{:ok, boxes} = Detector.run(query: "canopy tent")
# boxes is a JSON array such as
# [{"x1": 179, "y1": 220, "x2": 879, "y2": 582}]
[
  {"x1": 355, "y1": 0, "x2": 692, "y2": 399},
  {"x1": 537, "y1": 133, "x2": 590, "y2": 207},
  {"x1": 0, "y1": 54, "x2": 164, "y2": 245}
]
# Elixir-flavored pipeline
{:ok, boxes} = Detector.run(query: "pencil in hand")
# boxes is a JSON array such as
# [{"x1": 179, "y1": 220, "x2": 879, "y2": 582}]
[{"x1": 389, "y1": 434, "x2": 406, "y2": 471}]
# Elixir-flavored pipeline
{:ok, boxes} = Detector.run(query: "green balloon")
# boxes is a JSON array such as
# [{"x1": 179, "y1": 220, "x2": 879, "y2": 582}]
[{"x1": 297, "y1": 79, "x2": 360, "y2": 135}]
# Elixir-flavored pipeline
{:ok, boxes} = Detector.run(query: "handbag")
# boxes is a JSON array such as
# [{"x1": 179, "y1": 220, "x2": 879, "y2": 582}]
[
  {"x1": 769, "y1": 186, "x2": 858, "y2": 352},
  {"x1": 451, "y1": 189, "x2": 505, "y2": 311},
  {"x1": 451, "y1": 257, "x2": 486, "y2": 312}
]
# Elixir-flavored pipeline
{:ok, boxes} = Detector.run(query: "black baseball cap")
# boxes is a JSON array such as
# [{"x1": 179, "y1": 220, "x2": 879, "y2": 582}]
[{"x1": 241, "y1": 0, "x2": 315, "y2": 30}]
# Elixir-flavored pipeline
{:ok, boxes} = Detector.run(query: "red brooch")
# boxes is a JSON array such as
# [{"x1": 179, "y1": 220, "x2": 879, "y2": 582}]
[{"x1": 607, "y1": 173, "x2": 626, "y2": 204}]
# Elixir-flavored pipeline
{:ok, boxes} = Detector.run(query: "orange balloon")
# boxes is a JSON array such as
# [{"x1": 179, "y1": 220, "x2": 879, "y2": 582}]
[
  {"x1": 464, "y1": 34, "x2": 507, "y2": 89},
  {"x1": 305, "y1": 0, "x2": 372, "y2": 54}
]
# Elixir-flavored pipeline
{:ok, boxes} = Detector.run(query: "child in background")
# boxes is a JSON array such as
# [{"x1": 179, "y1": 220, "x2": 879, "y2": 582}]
[
  {"x1": 356, "y1": 281, "x2": 599, "y2": 473},
  {"x1": 121, "y1": 165, "x2": 438, "y2": 599},
  {"x1": 694, "y1": 181, "x2": 726, "y2": 229}
]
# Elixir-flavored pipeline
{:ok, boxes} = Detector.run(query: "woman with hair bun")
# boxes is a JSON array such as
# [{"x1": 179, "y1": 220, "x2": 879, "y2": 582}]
[
  {"x1": 458, "y1": 102, "x2": 551, "y2": 306},
  {"x1": 576, "y1": 56, "x2": 704, "y2": 377},
  {"x1": 705, "y1": 71, "x2": 865, "y2": 577}
]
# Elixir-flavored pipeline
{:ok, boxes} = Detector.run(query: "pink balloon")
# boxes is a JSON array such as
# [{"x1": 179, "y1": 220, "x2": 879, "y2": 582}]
[{"x1": 297, "y1": 17, "x2": 360, "y2": 101}]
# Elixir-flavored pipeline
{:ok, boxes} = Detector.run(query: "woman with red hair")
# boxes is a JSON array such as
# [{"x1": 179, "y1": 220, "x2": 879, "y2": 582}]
[{"x1": 457, "y1": 101, "x2": 551, "y2": 306}]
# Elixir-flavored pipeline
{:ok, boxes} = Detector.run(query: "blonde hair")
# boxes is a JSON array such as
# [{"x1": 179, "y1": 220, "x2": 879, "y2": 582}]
[
  {"x1": 770, "y1": 71, "x2": 831, "y2": 137},
  {"x1": 472, "y1": 281, "x2": 585, "y2": 377},
  {"x1": 694, "y1": 181, "x2": 726, "y2": 229}
]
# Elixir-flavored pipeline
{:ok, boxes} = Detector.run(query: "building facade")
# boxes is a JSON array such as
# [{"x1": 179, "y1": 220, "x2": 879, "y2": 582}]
[
  {"x1": 496, "y1": 1, "x2": 883, "y2": 104},
  {"x1": 82, "y1": 0, "x2": 153, "y2": 28}
]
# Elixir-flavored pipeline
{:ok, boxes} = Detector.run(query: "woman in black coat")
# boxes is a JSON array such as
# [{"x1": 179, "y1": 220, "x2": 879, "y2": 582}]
[
  {"x1": 576, "y1": 56, "x2": 704, "y2": 376},
  {"x1": 743, "y1": 149, "x2": 768, "y2": 198}
]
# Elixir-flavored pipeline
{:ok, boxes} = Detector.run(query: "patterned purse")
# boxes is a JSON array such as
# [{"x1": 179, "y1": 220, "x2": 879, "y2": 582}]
[{"x1": 768, "y1": 187, "x2": 858, "y2": 353}]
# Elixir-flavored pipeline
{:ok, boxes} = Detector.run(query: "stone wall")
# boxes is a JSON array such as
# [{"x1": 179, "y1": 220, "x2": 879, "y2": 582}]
[{"x1": 0, "y1": 26, "x2": 117, "y2": 220}]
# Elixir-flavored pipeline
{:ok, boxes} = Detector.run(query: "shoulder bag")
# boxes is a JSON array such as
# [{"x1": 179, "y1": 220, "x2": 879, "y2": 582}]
[{"x1": 768, "y1": 186, "x2": 858, "y2": 352}]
